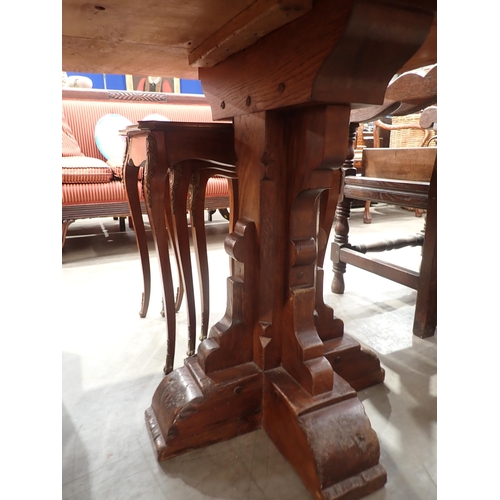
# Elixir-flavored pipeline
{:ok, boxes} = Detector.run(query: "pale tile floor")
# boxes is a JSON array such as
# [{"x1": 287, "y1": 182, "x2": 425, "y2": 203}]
[{"x1": 62, "y1": 204, "x2": 436, "y2": 500}]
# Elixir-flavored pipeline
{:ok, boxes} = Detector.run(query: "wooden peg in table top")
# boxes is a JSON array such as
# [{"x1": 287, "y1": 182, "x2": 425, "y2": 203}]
[{"x1": 200, "y1": 0, "x2": 436, "y2": 120}]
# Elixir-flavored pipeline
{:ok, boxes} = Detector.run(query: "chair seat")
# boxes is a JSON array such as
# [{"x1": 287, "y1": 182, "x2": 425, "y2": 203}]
[{"x1": 343, "y1": 176, "x2": 430, "y2": 209}]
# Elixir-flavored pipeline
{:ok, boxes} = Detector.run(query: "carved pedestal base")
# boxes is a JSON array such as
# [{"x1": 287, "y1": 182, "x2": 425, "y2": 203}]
[
  {"x1": 146, "y1": 356, "x2": 262, "y2": 461},
  {"x1": 145, "y1": 104, "x2": 389, "y2": 500},
  {"x1": 264, "y1": 368, "x2": 386, "y2": 500},
  {"x1": 146, "y1": 357, "x2": 386, "y2": 500},
  {"x1": 323, "y1": 334, "x2": 385, "y2": 392}
]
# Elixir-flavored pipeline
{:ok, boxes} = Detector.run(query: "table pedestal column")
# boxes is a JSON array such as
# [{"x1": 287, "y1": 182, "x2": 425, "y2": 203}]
[{"x1": 146, "y1": 105, "x2": 386, "y2": 500}]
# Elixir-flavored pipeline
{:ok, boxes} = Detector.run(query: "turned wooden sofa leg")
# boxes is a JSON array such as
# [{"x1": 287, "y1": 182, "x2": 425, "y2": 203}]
[{"x1": 62, "y1": 219, "x2": 75, "y2": 248}]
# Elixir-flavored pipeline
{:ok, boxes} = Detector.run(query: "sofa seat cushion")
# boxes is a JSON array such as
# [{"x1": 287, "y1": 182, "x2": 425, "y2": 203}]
[
  {"x1": 62, "y1": 179, "x2": 144, "y2": 205},
  {"x1": 62, "y1": 156, "x2": 114, "y2": 184}
]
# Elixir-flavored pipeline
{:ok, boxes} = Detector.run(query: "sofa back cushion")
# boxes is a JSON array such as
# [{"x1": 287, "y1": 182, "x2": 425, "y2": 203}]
[
  {"x1": 62, "y1": 111, "x2": 84, "y2": 156},
  {"x1": 62, "y1": 99, "x2": 215, "y2": 160}
]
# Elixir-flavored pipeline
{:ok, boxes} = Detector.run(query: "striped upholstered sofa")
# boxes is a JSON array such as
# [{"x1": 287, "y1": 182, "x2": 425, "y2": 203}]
[{"x1": 62, "y1": 88, "x2": 231, "y2": 246}]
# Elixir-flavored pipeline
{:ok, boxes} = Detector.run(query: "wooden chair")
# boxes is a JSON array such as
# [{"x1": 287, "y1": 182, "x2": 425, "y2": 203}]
[
  {"x1": 359, "y1": 110, "x2": 436, "y2": 223},
  {"x1": 348, "y1": 64, "x2": 436, "y2": 227},
  {"x1": 330, "y1": 108, "x2": 436, "y2": 338}
]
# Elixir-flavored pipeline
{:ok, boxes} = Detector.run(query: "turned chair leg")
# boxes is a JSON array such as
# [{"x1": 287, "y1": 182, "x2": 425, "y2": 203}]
[
  {"x1": 331, "y1": 123, "x2": 357, "y2": 294},
  {"x1": 331, "y1": 195, "x2": 353, "y2": 294},
  {"x1": 413, "y1": 162, "x2": 437, "y2": 338}
]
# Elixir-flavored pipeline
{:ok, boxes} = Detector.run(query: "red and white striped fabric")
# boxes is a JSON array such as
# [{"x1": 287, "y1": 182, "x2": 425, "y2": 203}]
[
  {"x1": 61, "y1": 98, "x2": 230, "y2": 208},
  {"x1": 205, "y1": 176, "x2": 229, "y2": 196},
  {"x1": 62, "y1": 180, "x2": 144, "y2": 204},
  {"x1": 62, "y1": 156, "x2": 113, "y2": 184},
  {"x1": 62, "y1": 100, "x2": 214, "y2": 163},
  {"x1": 62, "y1": 111, "x2": 84, "y2": 157}
]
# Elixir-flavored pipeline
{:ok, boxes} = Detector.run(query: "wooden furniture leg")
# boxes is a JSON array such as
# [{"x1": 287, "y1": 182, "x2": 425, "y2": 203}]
[
  {"x1": 62, "y1": 219, "x2": 75, "y2": 248},
  {"x1": 169, "y1": 161, "x2": 198, "y2": 356},
  {"x1": 123, "y1": 150, "x2": 151, "y2": 319},
  {"x1": 142, "y1": 132, "x2": 178, "y2": 374},
  {"x1": 331, "y1": 123, "x2": 358, "y2": 295},
  {"x1": 315, "y1": 167, "x2": 344, "y2": 339},
  {"x1": 189, "y1": 168, "x2": 211, "y2": 342},
  {"x1": 413, "y1": 161, "x2": 437, "y2": 338},
  {"x1": 188, "y1": 161, "x2": 238, "y2": 342},
  {"x1": 160, "y1": 258, "x2": 184, "y2": 316},
  {"x1": 363, "y1": 200, "x2": 372, "y2": 224},
  {"x1": 162, "y1": 185, "x2": 185, "y2": 314},
  {"x1": 126, "y1": 122, "x2": 238, "y2": 371},
  {"x1": 355, "y1": 122, "x2": 373, "y2": 225},
  {"x1": 146, "y1": 106, "x2": 386, "y2": 500}
]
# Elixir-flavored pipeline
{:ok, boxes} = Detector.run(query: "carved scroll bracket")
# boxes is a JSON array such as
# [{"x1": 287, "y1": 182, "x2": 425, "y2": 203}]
[{"x1": 197, "y1": 218, "x2": 257, "y2": 374}]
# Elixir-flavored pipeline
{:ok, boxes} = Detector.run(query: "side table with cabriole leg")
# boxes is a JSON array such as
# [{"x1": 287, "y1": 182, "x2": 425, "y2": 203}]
[{"x1": 123, "y1": 121, "x2": 237, "y2": 373}]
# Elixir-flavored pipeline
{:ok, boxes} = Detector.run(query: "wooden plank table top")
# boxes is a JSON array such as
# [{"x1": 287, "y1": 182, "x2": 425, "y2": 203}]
[
  {"x1": 63, "y1": 0, "x2": 314, "y2": 77},
  {"x1": 62, "y1": 0, "x2": 435, "y2": 80}
]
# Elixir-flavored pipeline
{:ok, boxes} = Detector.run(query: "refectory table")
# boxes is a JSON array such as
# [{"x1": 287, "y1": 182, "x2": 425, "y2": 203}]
[{"x1": 63, "y1": 1, "x2": 437, "y2": 498}]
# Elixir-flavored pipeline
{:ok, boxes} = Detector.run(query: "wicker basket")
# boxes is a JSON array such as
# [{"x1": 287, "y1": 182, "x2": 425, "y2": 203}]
[
  {"x1": 388, "y1": 113, "x2": 435, "y2": 215},
  {"x1": 389, "y1": 114, "x2": 437, "y2": 148}
]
